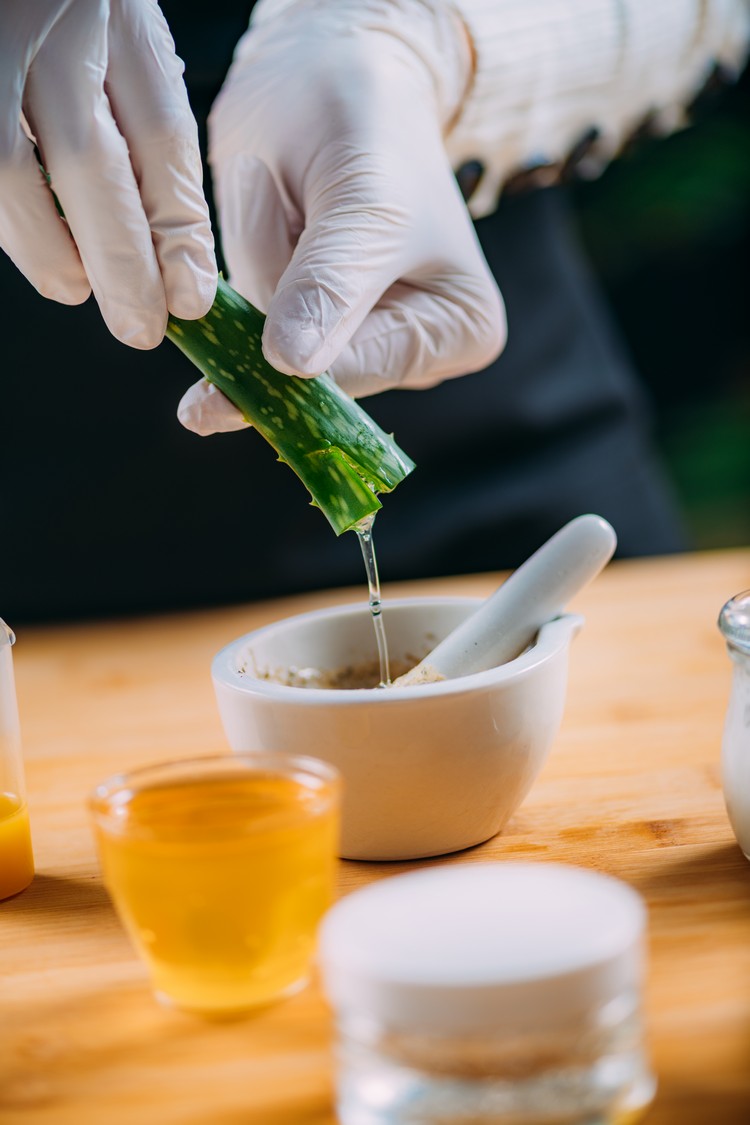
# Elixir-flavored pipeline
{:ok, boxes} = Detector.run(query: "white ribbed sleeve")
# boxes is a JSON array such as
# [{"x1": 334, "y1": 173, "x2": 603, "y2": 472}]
[
  {"x1": 446, "y1": 0, "x2": 750, "y2": 215},
  {"x1": 244, "y1": 0, "x2": 749, "y2": 216}
]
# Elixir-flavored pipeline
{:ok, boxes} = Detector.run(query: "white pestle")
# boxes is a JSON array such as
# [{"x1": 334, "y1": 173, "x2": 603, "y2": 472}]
[{"x1": 394, "y1": 514, "x2": 617, "y2": 686}]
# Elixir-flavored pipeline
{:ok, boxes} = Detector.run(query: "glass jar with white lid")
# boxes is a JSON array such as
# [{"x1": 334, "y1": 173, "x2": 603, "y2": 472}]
[{"x1": 319, "y1": 862, "x2": 655, "y2": 1125}]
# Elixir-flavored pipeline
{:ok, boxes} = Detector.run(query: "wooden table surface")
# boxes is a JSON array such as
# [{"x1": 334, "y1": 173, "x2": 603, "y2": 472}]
[{"x1": 2, "y1": 548, "x2": 750, "y2": 1124}]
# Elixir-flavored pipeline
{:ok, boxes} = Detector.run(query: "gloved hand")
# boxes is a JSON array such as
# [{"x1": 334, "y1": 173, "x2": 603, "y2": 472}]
[
  {"x1": 178, "y1": 0, "x2": 505, "y2": 435},
  {"x1": 0, "y1": 0, "x2": 217, "y2": 349}
]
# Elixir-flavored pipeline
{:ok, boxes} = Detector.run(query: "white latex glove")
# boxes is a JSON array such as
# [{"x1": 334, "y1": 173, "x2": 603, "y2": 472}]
[
  {"x1": 0, "y1": 0, "x2": 217, "y2": 349},
  {"x1": 178, "y1": 0, "x2": 505, "y2": 435}
]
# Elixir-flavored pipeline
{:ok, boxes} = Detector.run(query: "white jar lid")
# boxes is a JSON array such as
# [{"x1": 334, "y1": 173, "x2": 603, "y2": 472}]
[{"x1": 319, "y1": 863, "x2": 646, "y2": 1035}]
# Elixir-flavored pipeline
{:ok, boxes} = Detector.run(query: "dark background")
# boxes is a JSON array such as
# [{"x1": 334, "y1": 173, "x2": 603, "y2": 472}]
[{"x1": 570, "y1": 67, "x2": 750, "y2": 551}]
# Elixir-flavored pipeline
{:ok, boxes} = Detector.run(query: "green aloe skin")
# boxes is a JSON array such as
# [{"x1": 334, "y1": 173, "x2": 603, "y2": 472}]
[{"x1": 167, "y1": 279, "x2": 415, "y2": 535}]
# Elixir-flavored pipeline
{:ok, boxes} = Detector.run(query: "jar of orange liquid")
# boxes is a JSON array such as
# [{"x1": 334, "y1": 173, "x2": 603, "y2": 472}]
[{"x1": 0, "y1": 618, "x2": 34, "y2": 900}]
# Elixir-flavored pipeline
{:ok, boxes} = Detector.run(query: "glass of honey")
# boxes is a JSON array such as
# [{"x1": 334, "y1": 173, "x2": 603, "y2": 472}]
[{"x1": 89, "y1": 753, "x2": 341, "y2": 1015}]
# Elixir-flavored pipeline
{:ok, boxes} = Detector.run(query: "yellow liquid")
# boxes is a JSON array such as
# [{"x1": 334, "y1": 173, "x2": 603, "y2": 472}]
[
  {"x1": 613, "y1": 1110, "x2": 650, "y2": 1125},
  {"x1": 0, "y1": 793, "x2": 35, "y2": 900},
  {"x1": 92, "y1": 773, "x2": 338, "y2": 1013}
]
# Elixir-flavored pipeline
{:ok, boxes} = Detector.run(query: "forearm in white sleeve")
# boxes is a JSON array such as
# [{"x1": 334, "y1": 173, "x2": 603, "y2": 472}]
[
  {"x1": 445, "y1": 0, "x2": 750, "y2": 215},
  {"x1": 181, "y1": 0, "x2": 748, "y2": 427},
  {"x1": 247, "y1": 0, "x2": 748, "y2": 217}
]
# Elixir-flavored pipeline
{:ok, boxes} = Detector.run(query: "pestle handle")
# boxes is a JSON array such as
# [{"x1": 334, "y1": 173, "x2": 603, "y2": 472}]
[{"x1": 395, "y1": 514, "x2": 616, "y2": 685}]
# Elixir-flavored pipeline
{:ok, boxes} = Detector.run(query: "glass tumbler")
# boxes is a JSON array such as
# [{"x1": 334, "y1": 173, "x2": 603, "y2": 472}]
[
  {"x1": 89, "y1": 752, "x2": 341, "y2": 1014},
  {"x1": 0, "y1": 618, "x2": 34, "y2": 901}
]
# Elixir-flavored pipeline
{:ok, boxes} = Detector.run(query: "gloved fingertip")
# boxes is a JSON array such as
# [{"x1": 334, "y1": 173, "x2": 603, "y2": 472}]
[
  {"x1": 35, "y1": 271, "x2": 92, "y2": 307},
  {"x1": 109, "y1": 310, "x2": 169, "y2": 350},
  {"x1": 177, "y1": 379, "x2": 251, "y2": 434},
  {"x1": 168, "y1": 282, "x2": 218, "y2": 322},
  {"x1": 470, "y1": 283, "x2": 507, "y2": 370},
  {"x1": 263, "y1": 280, "x2": 350, "y2": 377},
  {"x1": 262, "y1": 320, "x2": 331, "y2": 379},
  {"x1": 166, "y1": 263, "x2": 219, "y2": 321},
  {"x1": 49, "y1": 282, "x2": 92, "y2": 307},
  {"x1": 177, "y1": 397, "x2": 209, "y2": 435}
]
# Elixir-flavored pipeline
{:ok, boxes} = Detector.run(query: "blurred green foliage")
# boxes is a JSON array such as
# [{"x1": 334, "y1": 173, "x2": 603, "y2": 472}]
[{"x1": 572, "y1": 72, "x2": 750, "y2": 549}]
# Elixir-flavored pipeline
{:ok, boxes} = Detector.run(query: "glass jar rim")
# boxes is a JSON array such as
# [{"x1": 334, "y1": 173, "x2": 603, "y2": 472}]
[
  {"x1": 88, "y1": 751, "x2": 341, "y2": 835},
  {"x1": 718, "y1": 589, "x2": 750, "y2": 654}
]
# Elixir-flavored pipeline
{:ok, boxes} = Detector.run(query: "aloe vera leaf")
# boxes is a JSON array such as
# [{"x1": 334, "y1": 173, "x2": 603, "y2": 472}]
[{"x1": 167, "y1": 279, "x2": 415, "y2": 535}]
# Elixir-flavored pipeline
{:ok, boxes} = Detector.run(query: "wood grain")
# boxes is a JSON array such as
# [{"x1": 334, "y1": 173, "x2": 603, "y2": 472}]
[{"x1": 2, "y1": 549, "x2": 750, "y2": 1123}]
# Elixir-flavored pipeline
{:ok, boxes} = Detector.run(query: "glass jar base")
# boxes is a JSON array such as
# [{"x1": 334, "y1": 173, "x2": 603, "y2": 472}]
[
  {"x1": 336, "y1": 1056, "x2": 656, "y2": 1125},
  {"x1": 153, "y1": 972, "x2": 309, "y2": 1018},
  {"x1": 0, "y1": 871, "x2": 35, "y2": 901}
]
